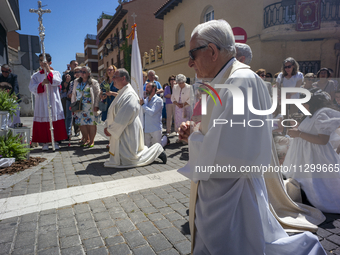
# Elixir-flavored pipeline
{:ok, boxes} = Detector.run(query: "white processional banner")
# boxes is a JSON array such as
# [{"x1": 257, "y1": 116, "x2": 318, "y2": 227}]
[{"x1": 129, "y1": 24, "x2": 144, "y2": 126}]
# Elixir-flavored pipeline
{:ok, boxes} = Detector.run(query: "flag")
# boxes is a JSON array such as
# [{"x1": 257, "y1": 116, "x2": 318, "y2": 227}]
[{"x1": 129, "y1": 24, "x2": 144, "y2": 126}]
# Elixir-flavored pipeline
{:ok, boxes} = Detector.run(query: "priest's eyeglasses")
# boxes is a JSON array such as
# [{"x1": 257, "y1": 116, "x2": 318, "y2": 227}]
[
  {"x1": 188, "y1": 45, "x2": 207, "y2": 60},
  {"x1": 188, "y1": 44, "x2": 221, "y2": 60}
]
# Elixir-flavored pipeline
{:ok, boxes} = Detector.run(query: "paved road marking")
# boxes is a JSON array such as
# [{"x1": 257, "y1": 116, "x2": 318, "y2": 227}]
[{"x1": 0, "y1": 170, "x2": 187, "y2": 220}]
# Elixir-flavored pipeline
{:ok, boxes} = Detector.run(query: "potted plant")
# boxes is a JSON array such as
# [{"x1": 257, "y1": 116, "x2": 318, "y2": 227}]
[
  {"x1": 0, "y1": 88, "x2": 19, "y2": 130},
  {"x1": 0, "y1": 130, "x2": 31, "y2": 168}
]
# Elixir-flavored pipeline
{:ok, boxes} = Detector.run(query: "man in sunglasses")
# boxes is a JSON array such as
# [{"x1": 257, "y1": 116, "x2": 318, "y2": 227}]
[
  {"x1": 0, "y1": 64, "x2": 19, "y2": 100},
  {"x1": 0, "y1": 64, "x2": 21, "y2": 127},
  {"x1": 177, "y1": 20, "x2": 325, "y2": 254}
]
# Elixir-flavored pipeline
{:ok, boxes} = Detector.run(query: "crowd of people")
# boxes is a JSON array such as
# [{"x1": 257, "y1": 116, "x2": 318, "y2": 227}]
[{"x1": 2, "y1": 17, "x2": 340, "y2": 255}]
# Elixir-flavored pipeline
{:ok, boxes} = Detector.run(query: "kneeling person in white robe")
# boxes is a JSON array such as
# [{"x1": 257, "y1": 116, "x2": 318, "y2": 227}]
[
  {"x1": 178, "y1": 20, "x2": 326, "y2": 255},
  {"x1": 104, "y1": 68, "x2": 166, "y2": 168}
]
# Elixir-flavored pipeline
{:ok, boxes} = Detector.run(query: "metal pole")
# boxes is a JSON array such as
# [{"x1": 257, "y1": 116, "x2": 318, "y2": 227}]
[{"x1": 29, "y1": 1, "x2": 55, "y2": 151}]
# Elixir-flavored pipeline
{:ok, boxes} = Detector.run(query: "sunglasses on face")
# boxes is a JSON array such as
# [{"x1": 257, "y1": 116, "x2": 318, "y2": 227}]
[
  {"x1": 189, "y1": 44, "x2": 221, "y2": 60},
  {"x1": 189, "y1": 45, "x2": 208, "y2": 60},
  {"x1": 284, "y1": 65, "x2": 292, "y2": 69},
  {"x1": 1, "y1": 70, "x2": 10, "y2": 74},
  {"x1": 260, "y1": 74, "x2": 265, "y2": 77},
  {"x1": 170, "y1": 79, "x2": 175, "y2": 81},
  {"x1": 81, "y1": 71, "x2": 87, "y2": 74},
  {"x1": 75, "y1": 71, "x2": 81, "y2": 74}
]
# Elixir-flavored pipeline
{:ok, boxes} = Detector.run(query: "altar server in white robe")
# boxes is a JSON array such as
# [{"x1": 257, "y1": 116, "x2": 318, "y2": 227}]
[
  {"x1": 104, "y1": 68, "x2": 166, "y2": 168},
  {"x1": 178, "y1": 19, "x2": 326, "y2": 255},
  {"x1": 29, "y1": 53, "x2": 67, "y2": 150}
]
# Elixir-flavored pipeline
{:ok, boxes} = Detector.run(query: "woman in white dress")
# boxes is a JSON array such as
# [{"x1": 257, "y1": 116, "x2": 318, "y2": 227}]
[
  {"x1": 283, "y1": 87, "x2": 340, "y2": 213},
  {"x1": 171, "y1": 74, "x2": 193, "y2": 137}
]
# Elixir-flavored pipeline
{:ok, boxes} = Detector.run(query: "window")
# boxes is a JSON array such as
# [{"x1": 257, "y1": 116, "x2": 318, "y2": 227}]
[
  {"x1": 298, "y1": 61, "x2": 321, "y2": 75},
  {"x1": 92, "y1": 49, "x2": 98, "y2": 55},
  {"x1": 204, "y1": 6, "x2": 214, "y2": 22},
  {"x1": 100, "y1": 52, "x2": 103, "y2": 60},
  {"x1": 174, "y1": 23, "x2": 185, "y2": 51},
  {"x1": 177, "y1": 24, "x2": 185, "y2": 44}
]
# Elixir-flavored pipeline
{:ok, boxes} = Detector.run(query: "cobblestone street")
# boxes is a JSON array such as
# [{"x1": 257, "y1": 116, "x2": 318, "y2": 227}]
[{"x1": 0, "y1": 118, "x2": 339, "y2": 254}]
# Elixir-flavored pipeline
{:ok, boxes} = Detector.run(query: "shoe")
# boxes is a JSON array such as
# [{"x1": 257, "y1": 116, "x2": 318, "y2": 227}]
[
  {"x1": 42, "y1": 143, "x2": 49, "y2": 151},
  {"x1": 87, "y1": 144, "x2": 94, "y2": 148},
  {"x1": 74, "y1": 132, "x2": 80, "y2": 137},
  {"x1": 166, "y1": 133, "x2": 170, "y2": 136},
  {"x1": 54, "y1": 143, "x2": 60, "y2": 150},
  {"x1": 158, "y1": 152, "x2": 167, "y2": 164}
]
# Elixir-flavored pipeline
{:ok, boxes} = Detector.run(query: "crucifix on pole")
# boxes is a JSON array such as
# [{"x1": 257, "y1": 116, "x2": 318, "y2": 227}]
[
  {"x1": 131, "y1": 13, "x2": 137, "y2": 24},
  {"x1": 29, "y1": 1, "x2": 56, "y2": 151}
]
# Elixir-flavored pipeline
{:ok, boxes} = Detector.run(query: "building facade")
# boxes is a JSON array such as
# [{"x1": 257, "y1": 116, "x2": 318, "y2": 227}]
[
  {"x1": 145, "y1": 0, "x2": 340, "y2": 85},
  {"x1": 97, "y1": 0, "x2": 163, "y2": 80},
  {"x1": 0, "y1": 0, "x2": 20, "y2": 65},
  {"x1": 84, "y1": 34, "x2": 98, "y2": 79},
  {"x1": 7, "y1": 31, "x2": 41, "y2": 116}
]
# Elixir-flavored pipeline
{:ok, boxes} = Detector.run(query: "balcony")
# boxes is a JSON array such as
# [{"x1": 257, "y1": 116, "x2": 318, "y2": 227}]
[
  {"x1": 262, "y1": 0, "x2": 340, "y2": 41},
  {"x1": 85, "y1": 34, "x2": 97, "y2": 41},
  {"x1": 264, "y1": 1, "x2": 340, "y2": 28}
]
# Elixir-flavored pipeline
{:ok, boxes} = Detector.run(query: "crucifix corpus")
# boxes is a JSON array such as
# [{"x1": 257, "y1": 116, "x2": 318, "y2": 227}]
[{"x1": 29, "y1": 1, "x2": 56, "y2": 151}]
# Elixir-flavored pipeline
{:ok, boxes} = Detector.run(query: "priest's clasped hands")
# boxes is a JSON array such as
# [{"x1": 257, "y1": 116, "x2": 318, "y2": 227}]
[{"x1": 178, "y1": 121, "x2": 191, "y2": 143}]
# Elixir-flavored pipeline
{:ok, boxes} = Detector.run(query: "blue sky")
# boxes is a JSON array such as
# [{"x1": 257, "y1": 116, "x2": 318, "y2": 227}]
[{"x1": 17, "y1": 0, "x2": 120, "y2": 73}]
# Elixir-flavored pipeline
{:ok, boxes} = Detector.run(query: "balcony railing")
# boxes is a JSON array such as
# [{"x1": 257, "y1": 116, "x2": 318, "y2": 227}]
[
  {"x1": 85, "y1": 34, "x2": 97, "y2": 40},
  {"x1": 264, "y1": 1, "x2": 340, "y2": 29},
  {"x1": 174, "y1": 41, "x2": 185, "y2": 51}
]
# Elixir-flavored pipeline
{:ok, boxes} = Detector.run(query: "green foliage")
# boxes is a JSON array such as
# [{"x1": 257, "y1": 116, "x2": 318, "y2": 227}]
[
  {"x1": 97, "y1": 13, "x2": 113, "y2": 24},
  {"x1": 0, "y1": 131, "x2": 31, "y2": 161},
  {"x1": 0, "y1": 89, "x2": 19, "y2": 116},
  {"x1": 102, "y1": 82, "x2": 111, "y2": 93},
  {"x1": 121, "y1": 41, "x2": 132, "y2": 74},
  {"x1": 120, "y1": 21, "x2": 132, "y2": 74}
]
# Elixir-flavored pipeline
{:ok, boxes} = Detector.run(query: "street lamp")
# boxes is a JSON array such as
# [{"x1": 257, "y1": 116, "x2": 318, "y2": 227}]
[{"x1": 105, "y1": 39, "x2": 112, "y2": 50}]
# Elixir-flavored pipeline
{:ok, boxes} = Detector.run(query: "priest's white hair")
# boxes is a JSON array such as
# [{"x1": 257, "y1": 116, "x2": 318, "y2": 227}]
[
  {"x1": 176, "y1": 74, "x2": 186, "y2": 84},
  {"x1": 191, "y1": 19, "x2": 236, "y2": 58},
  {"x1": 235, "y1": 43, "x2": 253, "y2": 65}
]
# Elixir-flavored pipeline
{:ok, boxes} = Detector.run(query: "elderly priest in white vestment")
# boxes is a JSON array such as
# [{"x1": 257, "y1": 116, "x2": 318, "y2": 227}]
[
  {"x1": 177, "y1": 20, "x2": 326, "y2": 255},
  {"x1": 104, "y1": 68, "x2": 166, "y2": 168}
]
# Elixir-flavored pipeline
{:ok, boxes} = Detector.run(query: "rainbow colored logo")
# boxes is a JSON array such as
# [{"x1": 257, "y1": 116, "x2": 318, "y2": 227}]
[{"x1": 198, "y1": 82, "x2": 222, "y2": 115}]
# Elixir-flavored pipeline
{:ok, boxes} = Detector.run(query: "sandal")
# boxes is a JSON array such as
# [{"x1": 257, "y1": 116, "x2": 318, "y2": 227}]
[{"x1": 80, "y1": 141, "x2": 90, "y2": 147}]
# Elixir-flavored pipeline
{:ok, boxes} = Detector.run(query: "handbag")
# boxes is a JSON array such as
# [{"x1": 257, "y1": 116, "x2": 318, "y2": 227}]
[
  {"x1": 70, "y1": 84, "x2": 85, "y2": 113},
  {"x1": 70, "y1": 100, "x2": 82, "y2": 112},
  {"x1": 99, "y1": 99, "x2": 108, "y2": 112}
]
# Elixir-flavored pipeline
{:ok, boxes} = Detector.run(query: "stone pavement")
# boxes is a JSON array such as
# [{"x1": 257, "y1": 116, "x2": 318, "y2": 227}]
[{"x1": 0, "y1": 118, "x2": 339, "y2": 254}]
